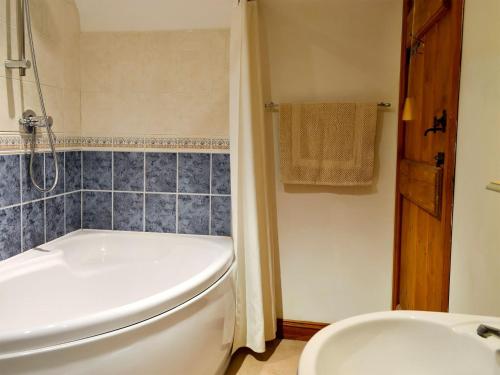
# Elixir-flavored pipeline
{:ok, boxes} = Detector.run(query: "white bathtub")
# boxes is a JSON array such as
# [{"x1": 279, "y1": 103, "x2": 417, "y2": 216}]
[
  {"x1": 299, "y1": 311, "x2": 500, "y2": 375},
  {"x1": 0, "y1": 230, "x2": 235, "y2": 375}
]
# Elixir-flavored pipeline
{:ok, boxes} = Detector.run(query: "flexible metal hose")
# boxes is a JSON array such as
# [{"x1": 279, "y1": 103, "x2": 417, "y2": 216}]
[{"x1": 24, "y1": 0, "x2": 59, "y2": 193}]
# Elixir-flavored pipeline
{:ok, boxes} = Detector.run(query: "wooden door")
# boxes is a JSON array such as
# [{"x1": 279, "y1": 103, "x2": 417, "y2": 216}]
[{"x1": 393, "y1": 0, "x2": 464, "y2": 311}]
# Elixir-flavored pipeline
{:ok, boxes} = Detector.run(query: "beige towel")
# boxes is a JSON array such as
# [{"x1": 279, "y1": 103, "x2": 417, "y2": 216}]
[{"x1": 279, "y1": 102, "x2": 378, "y2": 186}]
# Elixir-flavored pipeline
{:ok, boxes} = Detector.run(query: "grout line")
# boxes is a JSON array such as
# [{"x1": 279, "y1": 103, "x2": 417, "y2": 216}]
[
  {"x1": 111, "y1": 150, "x2": 114, "y2": 230},
  {"x1": 209, "y1": 153, "x2": 212, "y2": 236},
  {"x1": 176, "y1": 153, "x2": 179, "y2": 234},
  {"x1": 143, "y1": 151, "x2": 146, "y2": 232},
  {"x1": 63, "y1": 152, "x2": 66, "y2": 234},
  {"x1": 43, "y1": 153, "x2": 47, "y2": 244},
  {"x1": 80, "y1": 150, "x2": 83, "y2": 229},
  {"x1": 19, "y1": 154, "x2": 23, "y2": 253},
  {"x1": 77, "y1": 189, "x2": 222, "y2": 196},
  {"x1": 0, "y1": 190, "x2": 80, "y2": 212}
]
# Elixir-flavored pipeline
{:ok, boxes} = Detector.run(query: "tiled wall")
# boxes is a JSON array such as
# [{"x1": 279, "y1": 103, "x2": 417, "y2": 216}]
[
  {"x1": 1, "y1": 0, "x2": 82, "y2": 263},
  {"x1": 0, "y1": 151, "x2": 82, "y2": 260},
  {"x1": 81, "y1": 151, "x2": 231, "y2": 237},
  {"x1": 0, "y1": 1, "x2": 232, "y2": 263},
  {"x1": 0, "y1": 0, "x2": 81, "y2": 136},
  {"x1": 0, "y1": 148, "x2": 231, "y2": 261},
  {"x1": 80, "y1": 29, "x2": 229, "y2": 138}
]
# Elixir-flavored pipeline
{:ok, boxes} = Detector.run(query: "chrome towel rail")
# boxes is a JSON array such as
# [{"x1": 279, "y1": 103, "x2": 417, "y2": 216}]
[{"x1": 265, "y1": 101, "x2": 392, "y2": 113}]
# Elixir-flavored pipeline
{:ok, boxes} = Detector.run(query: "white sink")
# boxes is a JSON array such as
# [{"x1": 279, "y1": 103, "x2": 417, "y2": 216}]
[{"x1": 299, "y1": 311, "x2": 500, "y2": 375}]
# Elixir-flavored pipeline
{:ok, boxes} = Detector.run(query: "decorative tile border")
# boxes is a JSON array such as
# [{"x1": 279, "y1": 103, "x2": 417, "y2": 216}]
[
  {"x1": 21, "y1": 133, "x2": 65, "y2": 149},
  {"x1": 0, "y1": 133, "x2": 69, "y2": 153},
  {"x1": 0, "y1": 135, "x2": 230, "y2": 153},
  {"x1": 177, "y1": 137, "x2": 212, "y2": 150},
  {"x1": 0, "y1": 135, "x2": 21, "y2": 153},
  {"x1": 81, "y1": 136, "x2": 114, "y2": 149},
  {"x1": 212, "y1": 138, "x2": 230, "y2": 150},
  {"x1": 114, "y1": 136, "x2": 144, "y2": 149},
  {"x1": 144, "y1": 136, "x2": 178, "y2": 150},
  {"x1": 64, "y1": 136, "x2": 82, "y2": 149}
]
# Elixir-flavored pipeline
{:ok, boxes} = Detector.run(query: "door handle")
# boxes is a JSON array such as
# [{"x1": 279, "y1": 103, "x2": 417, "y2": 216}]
[{"x1": 424, "y1": 110, "x2": 447, "y2": 136}]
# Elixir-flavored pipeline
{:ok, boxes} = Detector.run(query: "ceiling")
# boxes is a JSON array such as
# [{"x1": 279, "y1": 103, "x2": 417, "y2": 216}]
[{"x1": 75, "y1": 0, "x2": 233, "y2": 32}]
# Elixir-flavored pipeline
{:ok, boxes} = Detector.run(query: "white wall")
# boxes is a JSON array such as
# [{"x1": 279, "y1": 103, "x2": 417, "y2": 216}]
[
  {"x1": 449, "y1": 0, "x2": 500, "y2": 316},
  {"x1": 260, "y1": 0, "x2": 402, "y2": 322}
]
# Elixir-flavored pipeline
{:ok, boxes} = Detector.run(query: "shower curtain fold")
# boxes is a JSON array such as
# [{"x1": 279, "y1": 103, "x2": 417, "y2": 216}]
[{"x1": 230, "y1": 0, "x2": 278, "y2": 354}]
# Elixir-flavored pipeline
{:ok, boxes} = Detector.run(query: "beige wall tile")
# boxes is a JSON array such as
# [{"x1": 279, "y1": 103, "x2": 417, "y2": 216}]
[
  {"x1": 1, "y1": 0, "x2": 81, "y2": 139},
  {"x1": 177, "y1": 89, "x2": 229, "y2": 137},
  {"x1": 62, "y1": 88, "x2": 81, "y2": 134},
  {"x1": 0, "y1": 0, "x2": 19, "y2": 30},
  {"x1": 0, "y1": 19, "x2": 20, "y2": 79},
  {"x1": 1, "y1": 78, "x2": 65, "y2": 134},
  {"x1": 80, "y1": 29, "x2": 230, "y2": 138},
  {"x1": 0, "y1": 76, "x2": 22, "y2": 132},
  {"x1": 38, "y1": 84, "x2": 64, "y2": 132},
  {"x1": 80, "y1": 91, "x2": 114, "y2": 136},
  {"x1": 3, "y1": 4, "x2": 227, "y2": 140}
]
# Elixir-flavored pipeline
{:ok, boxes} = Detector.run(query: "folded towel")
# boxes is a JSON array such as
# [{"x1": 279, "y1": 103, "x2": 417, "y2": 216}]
[{"x1": 279, "y1": 102, "x2": 378, "y2": 186}]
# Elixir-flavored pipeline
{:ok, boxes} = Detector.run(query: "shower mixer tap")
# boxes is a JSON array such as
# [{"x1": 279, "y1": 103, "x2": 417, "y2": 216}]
[{"x1": 19, "y1": 110, "x2": 53, "y2": 132}]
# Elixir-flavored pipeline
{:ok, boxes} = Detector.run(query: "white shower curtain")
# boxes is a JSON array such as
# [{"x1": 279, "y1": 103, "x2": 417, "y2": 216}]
[{"x1": 230, "y1": 0, "x2": 278, "y2": 353}]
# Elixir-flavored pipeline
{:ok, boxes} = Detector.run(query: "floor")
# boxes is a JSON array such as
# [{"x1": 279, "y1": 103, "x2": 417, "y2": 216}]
[{"x1": 226, "y1": 339, "x2": 307, "y2": 375}]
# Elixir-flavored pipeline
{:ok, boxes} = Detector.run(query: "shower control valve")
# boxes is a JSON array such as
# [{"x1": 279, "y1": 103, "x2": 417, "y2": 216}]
[{"x1": 19, "y1": 109, "x2": 53, "y2": 133}]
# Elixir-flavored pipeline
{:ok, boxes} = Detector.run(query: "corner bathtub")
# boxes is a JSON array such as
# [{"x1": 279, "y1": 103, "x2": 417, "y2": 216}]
[
  {"x1": 299, "y1": 311, "x2": 500, "y2": 375},
  {"x1": 0, "y1": 230, "x2": 235, "y2": 375}
]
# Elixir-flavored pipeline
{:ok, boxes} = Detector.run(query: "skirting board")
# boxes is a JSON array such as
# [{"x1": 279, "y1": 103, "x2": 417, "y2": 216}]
[{"x1": 276, "y1": 319, "x2": 329, "y2": 341}]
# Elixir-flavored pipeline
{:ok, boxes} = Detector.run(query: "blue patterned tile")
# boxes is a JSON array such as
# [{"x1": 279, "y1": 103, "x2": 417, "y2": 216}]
[
  {"x1": 83, "y1": 151, "x2": 112, "y2": 190},
  {"x1": 0, "y1": 206, "x2": 21, "y2": 260},
  {"x1": 21, "y1": 153, "x2": 44, "y2": 202},
  {"x1": 22, "y1": 200, "x2": 45, "y2": 250},
  {"x1": 178, "y1": 195, "x2": 209, "y2": 235},
  {"x1": 145, "y1": 153, "x2": 176, "y2": 193},
  {"x1": 45, "y1": 196, "x2": 64, "y2": 242},
  {"x1": 0, "y1": 154, "x2": 20, "y2": 208},
  {"x1": 113, "y1": 192, "x2": 143, "y2": 231},
  {"x1": 82, "y1": 191, "x2": 112, "y2": 230},
  {"x1": 65, "y1": 151, "x2": 82, "y2": 192},
  {"x1": 114, "y1": 152, "x2": 144, "y2": 191},
  {"x1": 178, "y1": 153, "x2": 210, "y2": 194},
  {"x1": 45, "y1": 152, "x2": 64, "y2": 197},
  {"x1": 211, "y1": 154, "x2": 231, "y2": 195},
  {"x1": 211, "y1": 196, "x2": 232, "y2": 236},
  {"x1": 65, "y1": 192, "x2": 81, "y2": 233},
  {"x1": 145, "y1": 194, "x2": 176, "y2": 233}
]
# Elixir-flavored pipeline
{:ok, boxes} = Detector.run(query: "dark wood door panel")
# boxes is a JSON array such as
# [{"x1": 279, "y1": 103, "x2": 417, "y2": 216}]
[
  {"x1": 399, "y1": 159, "x2": 443, "y2": 217},
  {"x1": 414, "y1": 0, "x2": 451, "y2": 40},
  {"x1": 393, "y1": 0, "x2": 464, "y2": 312}
]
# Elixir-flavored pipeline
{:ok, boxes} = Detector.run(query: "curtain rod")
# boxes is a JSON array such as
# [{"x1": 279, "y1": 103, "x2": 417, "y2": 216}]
[{"x1": 264, "y1": 102, "x2": 392, "y2": 112}]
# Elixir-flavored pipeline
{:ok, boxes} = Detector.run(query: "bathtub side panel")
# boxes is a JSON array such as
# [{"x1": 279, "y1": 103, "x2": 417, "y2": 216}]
[{"x1": 0, "y1": 268, "x2": 236, "y2": 375}]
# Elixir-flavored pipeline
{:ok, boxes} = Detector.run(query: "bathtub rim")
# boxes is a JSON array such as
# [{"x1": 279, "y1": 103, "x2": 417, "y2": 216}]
[
  {"x1": 0, "y1": 230, "x2": 234, "y2": 356},
  {"x1": 298, "y1": 310, "x2": 500, "y2": 375}
]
